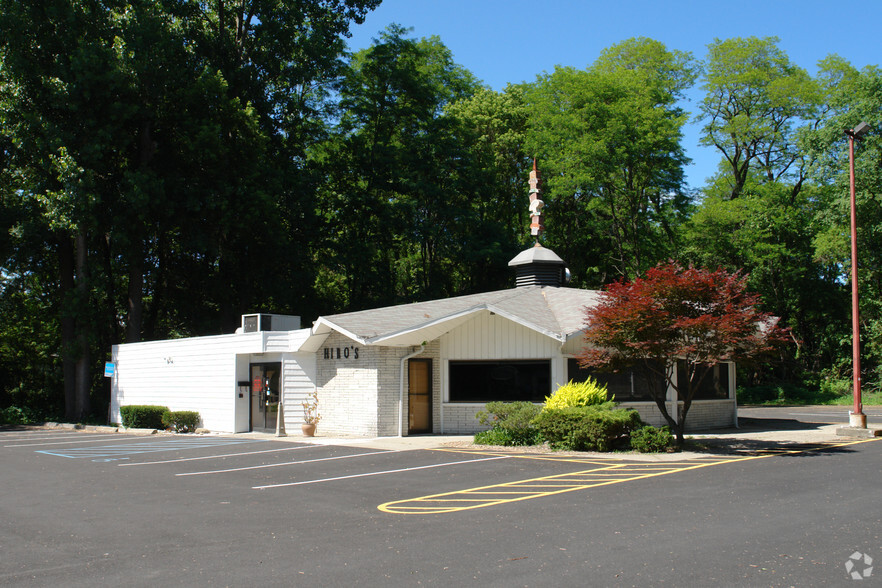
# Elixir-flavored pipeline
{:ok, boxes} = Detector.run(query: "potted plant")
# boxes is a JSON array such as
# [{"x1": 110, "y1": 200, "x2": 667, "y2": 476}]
[{"x1": 301, "y1": 390, "x2": 320, "y2": 437}]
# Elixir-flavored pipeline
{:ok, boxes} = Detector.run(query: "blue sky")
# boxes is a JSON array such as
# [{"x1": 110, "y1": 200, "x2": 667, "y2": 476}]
[{"x1": 346, "y1": 0, "x2": 879, "y2": 190}]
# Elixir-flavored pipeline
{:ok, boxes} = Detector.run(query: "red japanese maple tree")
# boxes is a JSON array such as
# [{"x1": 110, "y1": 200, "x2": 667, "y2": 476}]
[{"x1": 578, "y1": 262, "x2": 790, "y2": 444}]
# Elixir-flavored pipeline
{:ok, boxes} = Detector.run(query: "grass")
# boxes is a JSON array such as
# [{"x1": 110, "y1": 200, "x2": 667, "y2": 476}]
[
  {"x1": 822, "y1": 390, "x2": 882, "y2": 406},
  {"x1": 737, "y1": 382, "x2": 882, "y2": 407}
]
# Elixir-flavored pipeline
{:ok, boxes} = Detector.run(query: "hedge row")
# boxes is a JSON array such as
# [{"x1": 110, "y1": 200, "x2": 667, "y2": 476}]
[
  {"x1": 475, "y1": 402, "x2": 674, "y2": 453},
  {"x1": 533, "y1": 405, "x2": 643, "y2": 452},
  {"x1": 119, "y1": 405, "x2": 201, "y2": 432}
]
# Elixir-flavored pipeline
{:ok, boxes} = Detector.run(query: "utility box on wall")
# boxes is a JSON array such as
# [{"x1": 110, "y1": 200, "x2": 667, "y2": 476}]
[{"x1": 241, "y1": 314, "x2": 301, "y2": 333}]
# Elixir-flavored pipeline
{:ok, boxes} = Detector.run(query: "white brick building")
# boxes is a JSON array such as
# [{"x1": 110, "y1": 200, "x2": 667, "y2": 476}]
[{"x1": 109, "y1": 254, "x2": 738, "y2": 436}]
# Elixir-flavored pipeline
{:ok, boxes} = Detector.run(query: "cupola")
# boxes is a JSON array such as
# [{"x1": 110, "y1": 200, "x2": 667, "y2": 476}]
[{"x1": 508, "y1": 159, "x2": 569, "y2": 287}]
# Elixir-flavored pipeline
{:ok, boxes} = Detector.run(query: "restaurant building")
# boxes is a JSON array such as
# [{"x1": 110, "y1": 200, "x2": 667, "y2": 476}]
[{"x1": 109, "y1": 165, "x2": 736, "y2": 435}]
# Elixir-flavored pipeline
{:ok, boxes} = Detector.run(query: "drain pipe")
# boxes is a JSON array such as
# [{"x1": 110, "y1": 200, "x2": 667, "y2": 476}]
[{"x1": 399, "y1": 343, "x2": 426, "y2": 437}]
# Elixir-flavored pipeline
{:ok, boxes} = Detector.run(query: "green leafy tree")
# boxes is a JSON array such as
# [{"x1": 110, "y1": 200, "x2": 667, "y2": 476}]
[
  {"x1": 315, "y1": 25, "x2": 481, "y2": 309},
  {"x1": 682, "y1": 182, "x2": 843, "y2": 381},
  {"x1": 801, "y1": 58, "x2": 882, "y2": 386},
  {"x1": 0, "y1": 0, "x2": 378, "y2": 419},
  {"x1": 523, "y1": 38, "x2": 697, "y2": 284},
  {"x1": 698, "y1": 36, "x2": 818, "y2": 199},
  {"x1": 444, "y1": 85, "x2": 531, "y2": 292},
  {"x1": 688, "y1": 38, "x2": 840, "y2": 387}
]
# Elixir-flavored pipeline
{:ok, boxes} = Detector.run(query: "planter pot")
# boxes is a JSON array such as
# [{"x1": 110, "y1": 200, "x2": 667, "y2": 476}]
[{"x1": 301, "y1": 423, "x2": 317, "y2": 437}]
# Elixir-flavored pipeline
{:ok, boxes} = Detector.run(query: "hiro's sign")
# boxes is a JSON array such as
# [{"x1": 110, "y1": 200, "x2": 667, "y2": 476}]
[
  {"x1": 323, "y1": 346, "x2": 360, "y2": 360},
  {"x1": 104, "y1": 362, "x2": 116, "y2": 378}
]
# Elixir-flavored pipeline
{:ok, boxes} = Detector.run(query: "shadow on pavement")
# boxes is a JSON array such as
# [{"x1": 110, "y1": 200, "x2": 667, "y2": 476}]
[
  {"x1": 736, "y1": 416, "x2": 829, "y2": 431},
  {"x1": 684, "y1": 415, "x2": 861, "y2": 456}
]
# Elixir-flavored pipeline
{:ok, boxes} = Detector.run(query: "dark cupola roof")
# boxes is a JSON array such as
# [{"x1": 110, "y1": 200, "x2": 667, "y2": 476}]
[{"x1": 508, "y1": 243, "x2": 567, "y2": 287}]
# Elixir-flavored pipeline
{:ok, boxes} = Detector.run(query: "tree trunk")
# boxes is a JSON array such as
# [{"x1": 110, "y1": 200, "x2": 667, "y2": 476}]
[
  {"x1": 58, "y1": 235, "x2": 77, "y2": 422},
  {"x1": 126, "y1": 246, "x2": 144, "y2": 343},
  {"x1": 73, "y1": 231, "x2": 91, "y2": 421}
]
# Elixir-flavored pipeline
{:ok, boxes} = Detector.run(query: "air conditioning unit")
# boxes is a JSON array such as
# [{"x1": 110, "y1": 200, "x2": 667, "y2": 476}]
[{"x1": 241, "y1": 314, "x2": 301, "y2": 333}]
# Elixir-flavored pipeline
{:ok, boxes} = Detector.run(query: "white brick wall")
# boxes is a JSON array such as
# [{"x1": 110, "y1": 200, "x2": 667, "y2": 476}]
[
  {"x1": 441, "y1": 404, "x2": 492, "y2": 434},
  {"x1": 616, "y1": 399, "x2": 735, "y2": 431},
  {"x1": 313, "y1": 336, "x2": 443, "y2": 437},
  {"x1": 315, "y1": 333, "x2": 379, "y2": 437}
]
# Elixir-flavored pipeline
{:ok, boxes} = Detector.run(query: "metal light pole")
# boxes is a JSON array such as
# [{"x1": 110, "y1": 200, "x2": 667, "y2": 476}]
[{"x1": 846, "y1": 121, "x2": 869, "y2": 428}]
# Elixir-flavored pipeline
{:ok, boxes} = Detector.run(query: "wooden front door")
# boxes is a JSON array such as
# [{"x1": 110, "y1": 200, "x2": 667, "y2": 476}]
[{"x1": 408, "y1": 359, "x2": 432, "y2": 434}]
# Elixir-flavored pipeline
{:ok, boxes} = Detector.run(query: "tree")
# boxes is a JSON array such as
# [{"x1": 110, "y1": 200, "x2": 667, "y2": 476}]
[
  {"x1": 523, "y1": 38, "x2": 697, "y2": 284},
  {"x1": 314, "y1": 25, "x2": 481, "y2": 309},
  {"x1": 0, "y1": 0, "x2": 379, "y2": 420},
  {"x1": 682, "y1": 181, "x2": 844, "y2": 381},
  {"x1": 801, "y1": 57, "x2": 882, "y2": 386},
  {"x1": 444, "y1": 84, "x2": 531, "y2": 292},
  {"x1": 698, "y1": 36, "x2": 818, "y2": 199},
  {"x1": 578, "y1": 262, "x2": 790, "y2": 444}
]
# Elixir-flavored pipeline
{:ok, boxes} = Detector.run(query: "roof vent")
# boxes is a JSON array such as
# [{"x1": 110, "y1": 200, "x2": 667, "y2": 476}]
[{"x1": 508, "y1": 244, "x2": 567, "y2": 287}]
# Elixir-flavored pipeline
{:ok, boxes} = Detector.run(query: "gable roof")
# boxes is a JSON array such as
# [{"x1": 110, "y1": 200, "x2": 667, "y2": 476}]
[{"x1": 301, "y1": 286, "x2": 602, "y2": 350}]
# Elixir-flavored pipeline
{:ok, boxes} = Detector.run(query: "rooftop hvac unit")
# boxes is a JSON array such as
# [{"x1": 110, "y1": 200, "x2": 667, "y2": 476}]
[{"x1": 241, "y1": 314, "x2": 301, "y2": 333}]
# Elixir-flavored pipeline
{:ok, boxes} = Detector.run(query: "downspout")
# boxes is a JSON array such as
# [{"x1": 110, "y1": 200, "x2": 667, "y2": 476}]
[
  {"x1": 275, "y1": 374, "x2": 285, "y2": 437},
  {"x1": 732, "y1": 361, "x2": 739, "y2": 428},
  {"x1": 399, "y1": 344, "x2": 426, "y2": 437}
]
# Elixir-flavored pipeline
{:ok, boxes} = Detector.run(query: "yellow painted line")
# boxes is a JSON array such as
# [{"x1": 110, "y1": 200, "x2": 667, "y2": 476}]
[{"x1": 379, "y1": 439, "x2": 878, "y2": 514}]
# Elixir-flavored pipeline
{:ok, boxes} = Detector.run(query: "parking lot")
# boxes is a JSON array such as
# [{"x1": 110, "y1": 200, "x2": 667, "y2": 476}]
[{"x1": 2, "y1": 426, "x2": 880, "y2": 586}]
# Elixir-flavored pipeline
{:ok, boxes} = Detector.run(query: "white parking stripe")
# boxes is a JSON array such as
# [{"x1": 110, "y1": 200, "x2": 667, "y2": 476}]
[
  {"x1": 253, "y1": 456, "x2": 510, "y2": 490},
  {"x1": 119, "y1": 444, "x2": 316, "y2": 466},
  {"x1": 176, "y1": 450, "x2": 396, "y2": 476},
  {"x1": 37, "y1": 438, "x2": 259, "y2": 458},
  {"x1": 0, "y1": 433, "x2": 107, "y2": 441},
  {"x1": 5, "y1": 435, "x2": 134, "y2": 447}
]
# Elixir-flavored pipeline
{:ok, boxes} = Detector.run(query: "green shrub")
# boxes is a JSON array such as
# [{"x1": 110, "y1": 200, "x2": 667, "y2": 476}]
[
  {"x1": 630, "y1": 425, "x2": 675, "y2": 453},
  {"x1": 544, "y1": 378, "x2": 610, "y2": 409},
  {"x1": 120, "y1": 405, "x2": 169, "y2": 429},
  {"x1": 533, "y1": 405, "x2": 642, "y2": 452},
  {"x1": 161, "y1": 410, "x2": 201, "y2": 433},
  {"x1": 474, "y1": 427, "x2": 518, "y2": 446},
  {"x1": 474, "y1": 401, "x2": 542, "y2": 446},
  {"x1": 1, "y1": 405, "x2": 35, "y2": 425}
]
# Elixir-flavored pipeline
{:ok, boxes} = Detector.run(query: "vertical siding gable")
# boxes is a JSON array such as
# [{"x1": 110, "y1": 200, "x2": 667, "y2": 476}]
[{"x1": 440, "y1": 312, "x2": 561, "y2": 360}]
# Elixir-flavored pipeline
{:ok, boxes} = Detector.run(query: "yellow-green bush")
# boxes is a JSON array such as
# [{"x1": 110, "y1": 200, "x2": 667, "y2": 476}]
[{"x1": 544, "y1": 379, "x2": 610, "y2": 410}]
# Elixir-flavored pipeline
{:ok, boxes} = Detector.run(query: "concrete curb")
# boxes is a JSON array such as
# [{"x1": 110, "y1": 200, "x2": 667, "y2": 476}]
[
  {"x1": 117, "y1": 427, "x2": 159, "y2": 435},
  {"x1": 835, "y1": 426, "x2": 882, "y2": 438},
  {"x1": 82, "y1": 425, "x2": 120, "y2": 433}
]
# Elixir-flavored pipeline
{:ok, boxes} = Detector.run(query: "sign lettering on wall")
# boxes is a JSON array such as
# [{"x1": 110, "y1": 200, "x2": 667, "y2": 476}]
[{"x1": 323, "y1": 346, "x2": 360, "y2": 360}]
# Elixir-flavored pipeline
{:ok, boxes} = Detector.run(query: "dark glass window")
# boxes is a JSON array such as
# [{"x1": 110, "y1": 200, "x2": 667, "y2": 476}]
[
  {"x1": 677, "y1": 362, "x2": 730, "y2": 400},
  {"x1": 567, "y1": 358, "x2": 664, "y2": 401},
  {"x1": 448, "y1": 360, "x2": 550, "y2": 403}
]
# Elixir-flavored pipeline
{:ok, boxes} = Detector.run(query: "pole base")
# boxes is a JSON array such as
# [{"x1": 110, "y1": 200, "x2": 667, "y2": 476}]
[{"x1": 849, "y1": 411, "x2": 867, "y2": 428}]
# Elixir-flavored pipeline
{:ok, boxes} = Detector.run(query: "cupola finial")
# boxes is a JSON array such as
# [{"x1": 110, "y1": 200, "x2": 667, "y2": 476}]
[{"x1": 528, "y1": 158, "x2": 544, "y2": 242}]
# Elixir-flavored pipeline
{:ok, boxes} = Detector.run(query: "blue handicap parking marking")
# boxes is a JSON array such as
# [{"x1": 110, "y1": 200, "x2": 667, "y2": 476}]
[{"x1": 36, "y1": 438, "x2": 262, "y2": 459}]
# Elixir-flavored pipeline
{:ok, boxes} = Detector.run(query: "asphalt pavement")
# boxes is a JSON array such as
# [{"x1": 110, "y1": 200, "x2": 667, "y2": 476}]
[{"x1": 1, "y1": 408, "x2": 880, "y2": 587}]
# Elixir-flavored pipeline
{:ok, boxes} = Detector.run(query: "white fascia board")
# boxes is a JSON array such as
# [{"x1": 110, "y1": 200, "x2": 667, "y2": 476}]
[
  {"x1": 310, "y1": 317, "x2": 368, "y2": 345},
  {"x1": 366, "y1": 307, "x2": 487, "y2": 346},
  {"x1": 288, "y1": 328, "x2": 317, "y2": 351},
  {"x1": 485, "y1": 304, "x2": 566, "y2": 343},
  {"x1": 298, "y1": 332, "x2": 331, "y2": 353}
]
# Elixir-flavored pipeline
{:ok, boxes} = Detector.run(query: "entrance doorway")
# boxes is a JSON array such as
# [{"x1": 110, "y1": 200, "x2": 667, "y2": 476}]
[
  {"x1": 408, "y1": 359, "x2": 432, "y2": 434},
  {"x1": 250, "y1": 363, "x2": 281, "y2": 431}
]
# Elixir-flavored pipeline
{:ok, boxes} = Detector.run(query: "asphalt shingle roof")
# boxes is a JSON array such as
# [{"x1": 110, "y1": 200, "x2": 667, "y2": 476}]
[{"x1": 317, "y1": 286, "x2": 603, "y2": 344}]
